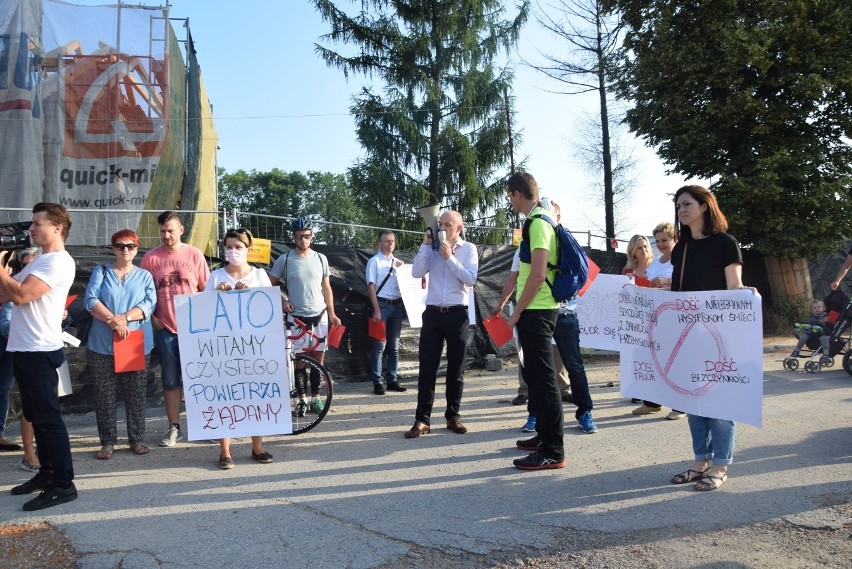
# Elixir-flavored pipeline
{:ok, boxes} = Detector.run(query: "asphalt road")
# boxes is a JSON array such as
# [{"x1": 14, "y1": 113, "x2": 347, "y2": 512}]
[{"x1": 1, "y1": 347, "x2": 850, "y2": 568}]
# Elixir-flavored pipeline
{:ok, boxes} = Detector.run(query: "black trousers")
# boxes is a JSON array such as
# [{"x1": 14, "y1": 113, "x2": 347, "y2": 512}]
[
  {"x1": 14, "y1": 349, "x2": 74, "y2": 488},
  {"x1": 518, "y1": 309, "x2": 563, "y2": 460},
  {"x1": 414, "y1": 309, "x2": 469, "y2": 425}
]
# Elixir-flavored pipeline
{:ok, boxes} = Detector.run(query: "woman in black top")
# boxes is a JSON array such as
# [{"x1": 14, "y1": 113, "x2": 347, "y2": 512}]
[{"x1": 669, "y1": 185, "x2": 752, "y2": 492}]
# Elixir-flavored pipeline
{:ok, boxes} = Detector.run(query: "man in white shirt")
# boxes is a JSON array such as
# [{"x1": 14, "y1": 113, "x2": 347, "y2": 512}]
[
  {"x1": 365, "y1": 230, "x2": 406, "y2": 395},
  {"x1": 404, "y1": 211, "x2": 478, "y2": 438},
  {"x1": 0, "y1": 203, "x2": 77, "y2": 511}
]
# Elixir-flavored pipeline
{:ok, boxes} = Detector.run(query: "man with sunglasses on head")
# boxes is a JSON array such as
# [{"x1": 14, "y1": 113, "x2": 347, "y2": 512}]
[
  {"x1": 0, "y1": 203, "x2": 77, "y2": 511},
  {"x1": 269, "y1": 217, "x2": 341, "y2": 415},
  {"x1": 140, "y1": 211, "x2": 210, "y2": 447}
]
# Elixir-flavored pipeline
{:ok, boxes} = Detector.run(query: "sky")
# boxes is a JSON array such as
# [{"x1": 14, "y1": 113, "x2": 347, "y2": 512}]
[{"x1": 67, "y1": 0, "x2": 706, "y2": 250}]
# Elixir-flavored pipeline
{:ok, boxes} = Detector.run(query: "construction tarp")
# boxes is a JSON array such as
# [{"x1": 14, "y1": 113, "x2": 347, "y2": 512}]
[{"x1": 0, "y1": 0, "x2": 217, "y2": 253}]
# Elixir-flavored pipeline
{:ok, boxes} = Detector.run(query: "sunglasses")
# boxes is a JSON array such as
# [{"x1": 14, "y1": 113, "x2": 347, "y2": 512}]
[
  {"x1": 113, "y1": 243, "x2": 137, "y2": 251},
  {"x1": 294, "y1": 234, "x2": 313, "y2": 240}
]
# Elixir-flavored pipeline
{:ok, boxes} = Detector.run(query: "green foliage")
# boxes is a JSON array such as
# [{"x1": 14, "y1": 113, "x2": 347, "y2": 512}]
[
  {"x1": 312, "y1": 0, "x2": 529, "y2": 230},
  {"x1": 217, "y1": 168, "x2": 366, "y2": 244},
  {"x1": 763, "y1": 295, "x2": 809, "y2": 336},
  {"x1": 609, "y1": 0, "x2": 852, "y2": 258}
]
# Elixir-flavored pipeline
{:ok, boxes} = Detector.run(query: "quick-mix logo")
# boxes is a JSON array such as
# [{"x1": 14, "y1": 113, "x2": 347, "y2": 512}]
[
  {"x1": 62, "y1": 55, "x2": 167, "y2": 159},
  {"x1": 55, "y1": 53, "x2": 167, "y2": 209}
]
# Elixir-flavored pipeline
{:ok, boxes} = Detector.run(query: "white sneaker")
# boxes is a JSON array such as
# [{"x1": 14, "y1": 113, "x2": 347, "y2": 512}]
[
  {"x1": 666, "y1": 411, "x2": 687, "y2": 420},
  {"x1": 159, "y1": 425, "x2": 183, "y2": 447}
]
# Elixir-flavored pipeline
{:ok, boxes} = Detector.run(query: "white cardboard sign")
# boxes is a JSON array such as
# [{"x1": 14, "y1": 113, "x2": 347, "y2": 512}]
[
  {"x1": 174, "y1": 287, "x2": 292, "y2": 440},
  {"x1": 576, "y1": 273, "x2": 630, "y2": 350},
  {"x1": 618, "y1": 285, "x2": 764, "y2": 427}
]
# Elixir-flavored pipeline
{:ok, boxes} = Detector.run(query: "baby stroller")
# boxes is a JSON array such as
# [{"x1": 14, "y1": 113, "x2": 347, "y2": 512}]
[{"x1": 782, "y1": 289, "x2": 851, "y2": 374}]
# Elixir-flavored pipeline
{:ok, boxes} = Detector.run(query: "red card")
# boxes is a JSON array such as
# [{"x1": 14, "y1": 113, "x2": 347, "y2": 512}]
[
  {"x1": 328, "y1": 323, "x2": 346, "y2": 349},
  {"x1": 483, "y1": 315, "x2": 513, "y2": 348},
  {"x1": 114, "y1": 330, "x2": 145, "y2": 373},
  {"x1": 367, "y1": 318, "x2": 386, "y2": 342},
  {"x1": 577, "y1": 259, "x2": 600, "y2": 297}
]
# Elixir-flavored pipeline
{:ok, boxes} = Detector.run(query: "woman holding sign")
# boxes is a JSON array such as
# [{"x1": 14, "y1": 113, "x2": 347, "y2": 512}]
[
  {"x1": 669, "y1": 185, "x2": 748, "y2": 492},
  {"x1": 632, "y1": 223, "x2": 686, "y2": 419},
  {"x1": 84, "y1": 230, "x2": 156, "y2": 459},
  {"x1": 209, "y1": 228, "x2": 274, "y2": 470}
]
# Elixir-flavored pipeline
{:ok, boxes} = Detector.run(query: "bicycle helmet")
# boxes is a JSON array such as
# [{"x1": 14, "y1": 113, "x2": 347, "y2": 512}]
[{"x1": 290, "y1": 216, "x2": 312, "y2": 231}]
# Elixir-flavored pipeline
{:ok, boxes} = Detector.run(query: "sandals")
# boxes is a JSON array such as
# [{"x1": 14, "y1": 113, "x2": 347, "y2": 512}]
[
  {"x1": 96, "y1": 445, "x2": 114, "y2": 460},
  {"x1": 695, "y1": 472, "x2": 728, "y2": 491},
  {"x1": 130, "y1": 443, "x2": 151, "y2": 456},
  {"x1": 671, "y1": 466, "x2": 709, "y2": 484}
]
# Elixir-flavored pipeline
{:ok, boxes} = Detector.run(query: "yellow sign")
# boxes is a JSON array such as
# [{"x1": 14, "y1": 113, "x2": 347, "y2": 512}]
[{"x1": 247, "y1": 238, "x2": 272, "y2": 265}]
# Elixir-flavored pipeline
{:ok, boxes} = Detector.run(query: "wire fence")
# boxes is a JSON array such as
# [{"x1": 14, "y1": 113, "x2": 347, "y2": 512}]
[
  {"x1": 1, "y1": 207, "x2": 605, "y2": 259},
  {"x1": 0, "y1": 207, "x2": 219, "y2": 250},
  {"x1": 228, "y1": 210, "x2": 602, "y2": 252},
  {"x1": 229, "y1": 210, "x2": 518, "y2": 252}
]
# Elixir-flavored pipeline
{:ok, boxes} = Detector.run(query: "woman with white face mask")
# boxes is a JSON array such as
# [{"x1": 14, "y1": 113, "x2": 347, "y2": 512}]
[{"x1": 208, "y1": 228, "x2": 273, "y2": 470}]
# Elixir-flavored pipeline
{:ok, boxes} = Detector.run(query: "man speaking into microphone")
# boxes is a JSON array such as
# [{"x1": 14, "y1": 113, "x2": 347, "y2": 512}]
[{"x1": 404, "y1": 210, "x2": 478, "y2": 439}]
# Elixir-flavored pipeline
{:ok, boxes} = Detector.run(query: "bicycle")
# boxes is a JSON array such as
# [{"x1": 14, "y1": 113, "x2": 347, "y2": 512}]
[{"x1": 285, "y1": 316, "x2": 333, "y2": 434}]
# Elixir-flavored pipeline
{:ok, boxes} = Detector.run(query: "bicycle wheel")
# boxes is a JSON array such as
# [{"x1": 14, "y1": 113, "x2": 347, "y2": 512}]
[{"x1": 288, "y1": 353, "x2": 333, "y2": 435}]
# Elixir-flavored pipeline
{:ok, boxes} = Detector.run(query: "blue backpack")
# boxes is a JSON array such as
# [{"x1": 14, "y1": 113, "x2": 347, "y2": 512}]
[{"x1": 519, "y1": 213, "x2": 589, "y2": 301}]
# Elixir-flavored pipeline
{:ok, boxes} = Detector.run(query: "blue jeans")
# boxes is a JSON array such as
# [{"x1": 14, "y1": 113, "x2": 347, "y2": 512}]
[
  {"x1": 552, "y1": 312, "x2": 594, "y2": 419},
  {"x1": 0, "y1": 338, "x2": 12, "y2": 438},
  {"x1": 155, "y1": 329, "x2": 183, "y2": 391},
  {"x1": 369, "y1": 301, "x2": 403, "y2": 385},
  {"x1": 688, "y1": 415, "x2": 735, "y2": 465},
  {"x1": 517, "y1": 309, "x2": 562, "y2": 460}
]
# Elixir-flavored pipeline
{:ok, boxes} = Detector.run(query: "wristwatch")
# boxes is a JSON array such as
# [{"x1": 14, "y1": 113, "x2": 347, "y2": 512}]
[{"x1": 126, "y1": 311, "x2": 133, "y2": 322}]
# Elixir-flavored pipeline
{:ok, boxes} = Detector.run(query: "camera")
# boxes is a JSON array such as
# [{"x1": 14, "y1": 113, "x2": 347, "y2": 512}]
[{"x1": 0, "y1": 222, "x2": 32, "y2": 252}]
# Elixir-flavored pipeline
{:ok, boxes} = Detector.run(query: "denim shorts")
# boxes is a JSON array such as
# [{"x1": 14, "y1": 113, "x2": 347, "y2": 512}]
[{"x1": 154, "y1": 329, "x2": 182, "y2": 390}]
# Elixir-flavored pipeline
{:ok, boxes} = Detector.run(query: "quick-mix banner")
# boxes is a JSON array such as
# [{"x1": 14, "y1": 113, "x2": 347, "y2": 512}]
[{"x1": 40, "y1": 1, "x2": 170, "y2": 243}]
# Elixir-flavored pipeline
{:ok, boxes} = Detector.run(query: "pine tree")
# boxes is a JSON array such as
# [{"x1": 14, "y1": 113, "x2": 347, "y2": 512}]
[{"x1": 312, "y1": 0, "x2": 529, "y2": 230}]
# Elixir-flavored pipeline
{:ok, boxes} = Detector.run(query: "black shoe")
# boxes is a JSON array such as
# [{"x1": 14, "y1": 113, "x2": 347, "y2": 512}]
[
  {"x1": 631, "y1": 398, "x2": 642, "y2": 404},
  {"x1": 386, "y1": 381, "x2": 407, "y2": 392},
  {"x1": 22, "y1": 483, "x2": 78, "y2": 511},
  {"x1": 11, "y1": 473, "x2": 52, "y2": 496},
  {"x1": 516, "y1": 436, "x2": 541, "y2": 451},
  {"x1": 512, "y1": 394, "x2": 528, "y2": 405},
  {"x1": 561, "y1": 392, "x2": 573, "y2": 404},
  {"x1": 373, "y1": 383, "x2": 386, "y2": 395},
  {"x1": 513, "y1": 451, "x2": 565, "y2": 471}
]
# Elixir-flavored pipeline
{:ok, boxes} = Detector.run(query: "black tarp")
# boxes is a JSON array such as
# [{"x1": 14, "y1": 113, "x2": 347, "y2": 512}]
[{"x1": 6, "y1": 241, "x2": 787, "y2": 415}]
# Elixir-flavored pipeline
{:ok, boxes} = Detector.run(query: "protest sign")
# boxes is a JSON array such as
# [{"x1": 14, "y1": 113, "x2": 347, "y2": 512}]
[
  {"x1": 397, "y1": 264, "x2": 475, "y2": 327},
  {"x1": 576, "y1": 274, "x2": 630, "y2": 350},
  {"x1": 396, "y1": 264, "x2": 428, "y2": 328},
  {"x1": 174, "y1": 287, "x2": 292, "y2": 439},
  {"x1": 618, "y1": 285, "x2": 763, "y2": 427}
]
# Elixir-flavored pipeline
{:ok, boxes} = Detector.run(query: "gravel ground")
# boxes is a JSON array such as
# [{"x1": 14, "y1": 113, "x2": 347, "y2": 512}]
[
  {"x1": 372, "y1": 503, "x2": 852, "y2": 569},
  {"x1": 3, "y1": 505, "x2": 850, "y2": 569},
  {"x1": 0, "y1": 522, "x2": 77, "y2": 568}
]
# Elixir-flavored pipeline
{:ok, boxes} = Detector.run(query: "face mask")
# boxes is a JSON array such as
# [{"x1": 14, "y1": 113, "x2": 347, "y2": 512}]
[{"x1": 225, "y1": 248, "x2": 247, "y2": 265}]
